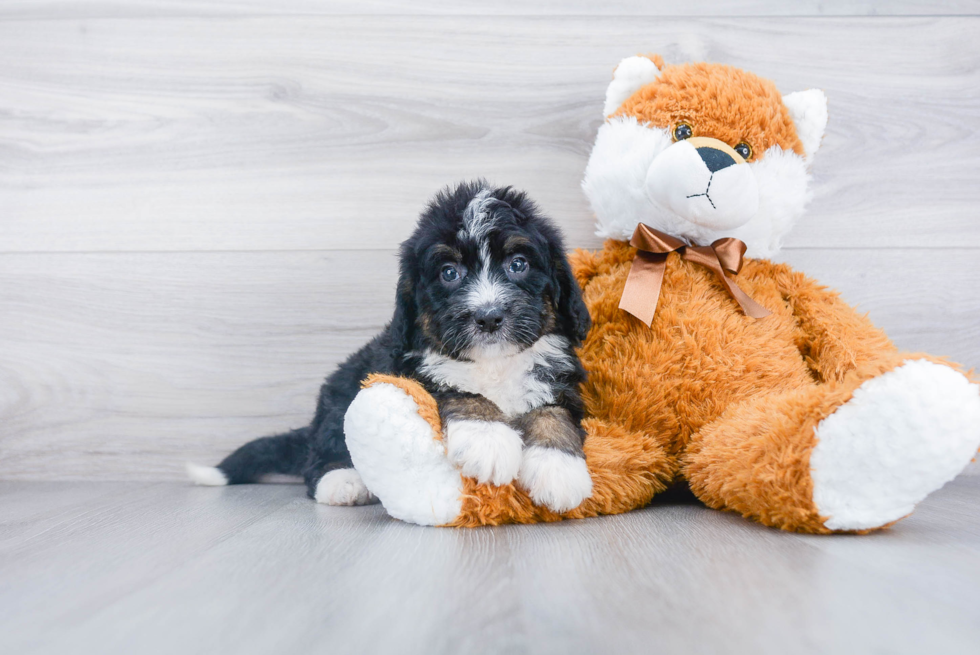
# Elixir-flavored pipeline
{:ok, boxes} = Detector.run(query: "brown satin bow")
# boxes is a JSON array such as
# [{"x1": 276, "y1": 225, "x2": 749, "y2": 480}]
[{"x1": 618, "y1": 224, "x2": 771, "y2": 326}]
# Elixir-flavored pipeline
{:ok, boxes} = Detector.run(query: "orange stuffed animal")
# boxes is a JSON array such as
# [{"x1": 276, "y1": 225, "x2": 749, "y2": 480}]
[{"x1": 344, "y1": 56, "x2": 980, "y2": 533}]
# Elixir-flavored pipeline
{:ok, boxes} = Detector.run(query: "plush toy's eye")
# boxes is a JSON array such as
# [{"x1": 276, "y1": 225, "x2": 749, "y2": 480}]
[
  {"x1": 673, "y1": 123, "x2": 693, "y2": 141},
  {"x1": 506, "y1": 255, "x2": 529, "y2": 277},
  {"x1": 734, "y1": 142, "x2": 752, "y2": 160},
  {"x1": 441, "y1": 264, "x2": 462, "y2": 283}
]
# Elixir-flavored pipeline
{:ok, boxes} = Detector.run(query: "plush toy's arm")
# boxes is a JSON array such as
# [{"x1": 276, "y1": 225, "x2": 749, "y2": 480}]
[
  {"x1": 774, "y1": 266, "x2": 897, "y2": 383},
  {"x1": 346, "y1": 375, "x2": 676, "y2": 527}
]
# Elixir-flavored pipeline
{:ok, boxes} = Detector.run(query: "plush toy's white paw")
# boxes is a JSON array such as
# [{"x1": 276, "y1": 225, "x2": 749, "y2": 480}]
[
  {"x1": 344, "y1": 383, "x2": 463, "y2": 526},
  {"x1": 314, "y1": 468, "x2": 376, "y2": 506},
  {"x1": 517, "y1": 446, "x2": 593, "y2": 513},
  {"x1": 811, "y1": 360, "x2": 980, "y2": 531},
  {"x1": 445, "y1": 420, "x2": 524, "y2": 486}
]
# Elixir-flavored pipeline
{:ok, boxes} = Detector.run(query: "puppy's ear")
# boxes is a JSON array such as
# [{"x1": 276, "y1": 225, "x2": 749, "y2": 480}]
[
  {"x1": 388, "y1": 250, "x2": 418, "y2": 357},
  {"x1": 551, "y1": 250, "x2": 591, "y2": 345}
]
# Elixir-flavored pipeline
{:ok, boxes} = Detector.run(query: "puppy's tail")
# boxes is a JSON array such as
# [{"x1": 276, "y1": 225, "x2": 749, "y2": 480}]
[{"x1": 186, "y1": 427, "x2": 310, "y2": 486}]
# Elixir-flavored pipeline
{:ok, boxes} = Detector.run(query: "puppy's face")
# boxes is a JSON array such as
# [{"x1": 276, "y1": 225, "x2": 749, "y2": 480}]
[
  {"x1": 422, "y1": 189, "x2": 551, "y2": 357},
  {"x1": 393, "y1": 183, "x2": 590, "y2": 360}
]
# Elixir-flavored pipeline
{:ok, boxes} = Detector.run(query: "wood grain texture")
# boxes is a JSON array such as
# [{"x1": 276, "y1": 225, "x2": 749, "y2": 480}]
[
  {"x1": 1, "y1": 248, "x2": 977, "y2": 481},
  {"x1": 0, "y1": 250, "x2": 394, "y2": 480},
  {"x1": 0, "y1": 481, "x2": 300, "y2": 653},
  {"x1": 1, "y1": 16, "x2": 979, "y2": 252},
  {"x1": 1, "y1": 477, "x2": 979, "y2": 654},
  {"x1": 3, "y1": 1, "x2": 979, "y2": 19},
  {"x1": 1, "y1": 8, "x2": 978, "y2": 481}
]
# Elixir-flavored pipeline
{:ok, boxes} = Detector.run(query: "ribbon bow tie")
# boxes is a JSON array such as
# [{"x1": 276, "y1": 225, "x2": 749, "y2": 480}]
[{"x1": 618, "y1": 224, "x2": 771, "y2": 326}]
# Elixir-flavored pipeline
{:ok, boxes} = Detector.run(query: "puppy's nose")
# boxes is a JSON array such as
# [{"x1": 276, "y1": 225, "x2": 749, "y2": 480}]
[
  {"x1": 696, "y1": 146, "x2": 736, "y2": 173},
  {"x1": 474, "y1": 308, "x2": 504, "y2": 333}
]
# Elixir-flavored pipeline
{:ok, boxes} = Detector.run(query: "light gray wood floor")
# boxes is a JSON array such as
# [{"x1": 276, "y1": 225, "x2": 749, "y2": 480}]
[{"x1": 2, "y1": 476, "x2": 979, "y2": 655}]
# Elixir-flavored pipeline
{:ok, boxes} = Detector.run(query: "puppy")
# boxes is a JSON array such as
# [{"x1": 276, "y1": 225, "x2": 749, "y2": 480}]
[{"x1": 187, "y1": 181, "x2": 593, "y2": 513}]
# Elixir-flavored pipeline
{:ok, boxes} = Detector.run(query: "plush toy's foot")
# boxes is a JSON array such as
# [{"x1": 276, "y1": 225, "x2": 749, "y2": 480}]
[
  {"x1": 344, "y1": 380, "x2": 463, "y2": 526},
  {"x1": 810, "y1": 360, "x2": 980, "y2": 531},
  {"x1": 686, "y1": 359, "x2": 980, "y2": 534}
]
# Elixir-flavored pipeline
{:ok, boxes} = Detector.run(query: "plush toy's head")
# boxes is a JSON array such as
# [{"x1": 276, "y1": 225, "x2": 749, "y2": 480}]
[{"x1": 582, "y1": 55, "x2": 828, "y2": 258}]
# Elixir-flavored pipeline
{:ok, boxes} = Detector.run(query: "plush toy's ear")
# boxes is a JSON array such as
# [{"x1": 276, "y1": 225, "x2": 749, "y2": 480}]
[
  {"x1": 603, "y1": 55, "x2": 663, "y2": 118},
  {"x1": 782, "y1": 89, "x2": 828, "y2": 162}
]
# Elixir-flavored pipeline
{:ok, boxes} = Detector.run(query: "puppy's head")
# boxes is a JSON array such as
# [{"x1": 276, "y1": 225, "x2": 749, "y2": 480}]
[{"x1": 391, "y1": 181, "x2": 590, "y2": 360}]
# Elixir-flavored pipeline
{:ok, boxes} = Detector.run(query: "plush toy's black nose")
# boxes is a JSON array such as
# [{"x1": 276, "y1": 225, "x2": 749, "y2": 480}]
[
  {"x1": 697, "y1": 147, "x2": 737, "y2": 173},
  {"x1": 474, "y1": 308, "x2": 504, "y2": 333}
]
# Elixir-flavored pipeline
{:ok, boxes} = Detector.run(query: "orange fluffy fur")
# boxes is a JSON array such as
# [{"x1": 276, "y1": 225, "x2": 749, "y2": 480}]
[{"x1": 614, "y1": 58, "x2": 805, "y2": 159}]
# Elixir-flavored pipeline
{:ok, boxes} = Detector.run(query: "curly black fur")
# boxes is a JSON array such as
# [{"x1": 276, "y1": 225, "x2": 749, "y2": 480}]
[{"x1": 210, "y1": 181, "x2": 591, "y2": 499}]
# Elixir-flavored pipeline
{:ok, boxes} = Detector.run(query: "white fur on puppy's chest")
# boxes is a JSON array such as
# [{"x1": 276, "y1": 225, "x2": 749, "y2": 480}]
[{"x1": 418, "y1": 334, "x2": 572, "y2": 417}]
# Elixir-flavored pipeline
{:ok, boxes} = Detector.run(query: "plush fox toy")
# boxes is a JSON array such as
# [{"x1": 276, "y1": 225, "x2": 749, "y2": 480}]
[{"x1": 344, "y1": 56, "x2": 980, "y2": 533}]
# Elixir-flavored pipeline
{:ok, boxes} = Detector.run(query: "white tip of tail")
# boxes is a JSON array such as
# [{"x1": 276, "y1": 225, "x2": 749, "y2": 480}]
[{"x1": 186, "y1": 462, "x2": 228, "y2": 486}]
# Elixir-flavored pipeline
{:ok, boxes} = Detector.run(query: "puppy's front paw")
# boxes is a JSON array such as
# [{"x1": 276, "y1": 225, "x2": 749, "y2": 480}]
[
  {"x1": 445, "y1": 420, "x2": 523, "y2": 485},
  {"x1": 518, "y1": 446, "x2": 592, "y2": 513}
]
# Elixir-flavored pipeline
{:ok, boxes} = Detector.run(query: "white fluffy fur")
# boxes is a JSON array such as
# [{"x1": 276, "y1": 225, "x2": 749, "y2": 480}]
[
  {"x1": 646, "y1": 138, "x2": 759, "y2": 231},
  {"x1": 461, "y1": 188, "x2": 495, "y2": 242},
  {"x1": 782, "y1": 89, "x2": 828, "y2": 162},
  {"x1": 811, "y1": 360, "x2": 980, "y2": 531},
  {"x1": 603, "y1": 56, "x2": 661, "y2": 117},
  {"x1": 518, "y1": 446, "x2": 593, "y2": 513},
  {"x1": 465, "y1": 268, "x2": 514, "y2": 311},
  {"x1": 344, "y1": 382, "x2": 463, "y2": 526},
  {"x1": 582, "y1": 116, "x2": 812, "y2": 258},
  {"x1": 728, "y1": 146, "x2": 812, "y2": 255},
  {"x1": 418, "y1": 334, "x2": 574, "y2": 417},
  {"x1": 314, "y1": 468, "x2": 376, "y2": 506},
  {"x1": 185, "y1": 463, "x2": 228, "y2": 486},
  {"x1": 582, "y1": 117, "x2": 670, "y2": 243},
  {"x1": 445, "y1": 419, "x2": 524, "y2": 485}
]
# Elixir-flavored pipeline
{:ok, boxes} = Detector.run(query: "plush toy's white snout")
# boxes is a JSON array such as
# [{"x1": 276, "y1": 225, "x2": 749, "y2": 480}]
[{"x1": 646, "y1": 137, "x2": 759, "y2": 231}]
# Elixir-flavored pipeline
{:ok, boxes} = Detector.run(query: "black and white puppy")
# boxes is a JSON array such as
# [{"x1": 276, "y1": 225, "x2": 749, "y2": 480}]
[{"x1": 187, "y1": 181, "x2": 593, "y2": 513}]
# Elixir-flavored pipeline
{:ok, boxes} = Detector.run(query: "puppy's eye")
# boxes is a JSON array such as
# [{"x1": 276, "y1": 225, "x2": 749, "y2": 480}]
[
  {"x1": 734, "y1": 142, "x2": 752, "y2": 160},
  {"x1": 441, "y1": 264, "x2": 461, "y2": 283},
  {"x1": 506, "y1": 255, "x2": 529, "y2": 277},
  {"x1": 673, "y1": 123, "x2": 693, "y2": 141}
]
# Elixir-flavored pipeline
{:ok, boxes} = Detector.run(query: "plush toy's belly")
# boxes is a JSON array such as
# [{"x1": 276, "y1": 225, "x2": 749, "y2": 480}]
[{"x1": 576, "y1": 247, "x2": 813, "y2": 454}]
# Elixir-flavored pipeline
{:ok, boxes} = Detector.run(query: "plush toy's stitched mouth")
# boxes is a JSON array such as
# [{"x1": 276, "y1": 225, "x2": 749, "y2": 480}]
[{"x1": 686, "y1": 174, "x2": 716, "y2": 209}]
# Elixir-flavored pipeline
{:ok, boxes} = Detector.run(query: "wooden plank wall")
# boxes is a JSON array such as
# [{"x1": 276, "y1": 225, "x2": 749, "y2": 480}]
[{"x1": 1, "y1": 1, "x2": 978, "y2": 480}]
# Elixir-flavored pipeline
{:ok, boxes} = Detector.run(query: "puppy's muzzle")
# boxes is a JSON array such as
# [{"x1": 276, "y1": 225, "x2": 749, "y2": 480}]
[
  {"x1": 645, "y1": 136, "x2": 759, "y2": 231},
  {"x1": 474, "y1": 306, "x2": 504, "y2": 334}
]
